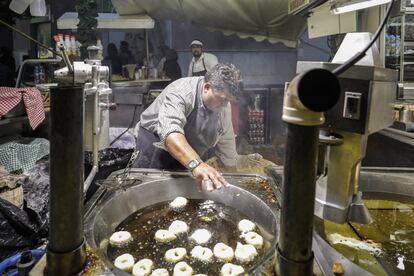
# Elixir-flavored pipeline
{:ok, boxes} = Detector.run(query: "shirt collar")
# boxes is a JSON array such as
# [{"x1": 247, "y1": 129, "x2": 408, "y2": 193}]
[{"x1": 197, "y1": 77, "x2": 209, "y2": 111}]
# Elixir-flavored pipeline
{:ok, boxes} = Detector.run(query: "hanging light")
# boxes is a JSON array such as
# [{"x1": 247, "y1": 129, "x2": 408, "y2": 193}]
[
  {"x1": 9, "y1": 0, "x2": 46, "y2": 16},
  {"x1": 331, "y1": 0, "x2": 392, "y2": 14}
]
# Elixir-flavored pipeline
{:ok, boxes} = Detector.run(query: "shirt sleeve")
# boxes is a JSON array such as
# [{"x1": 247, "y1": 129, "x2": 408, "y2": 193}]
[
  {"x1": 156, "y1": 88, "x2": 192, "y2": 146},
  {"x1": 215, "y1": 104, "x2": 238, "y2": 167}
]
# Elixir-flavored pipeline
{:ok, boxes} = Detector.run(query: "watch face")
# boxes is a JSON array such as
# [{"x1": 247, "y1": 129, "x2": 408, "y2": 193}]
[{"x1": 188, "y1": 160, "x2": 200, "y2": 170}]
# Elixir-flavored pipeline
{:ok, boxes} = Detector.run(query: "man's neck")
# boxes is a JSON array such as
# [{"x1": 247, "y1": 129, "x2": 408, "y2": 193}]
[{"x1": 193, "y1": 53, "x2": 203, "y2": 61}]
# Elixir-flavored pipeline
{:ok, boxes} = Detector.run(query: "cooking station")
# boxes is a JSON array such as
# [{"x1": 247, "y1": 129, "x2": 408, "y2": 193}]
[
  {"x1": 24, "y1": 30, "x2": 414, "y2": 276},
  {"x1": 3, "y1": 0, "x2": 414, "y2": 274}
]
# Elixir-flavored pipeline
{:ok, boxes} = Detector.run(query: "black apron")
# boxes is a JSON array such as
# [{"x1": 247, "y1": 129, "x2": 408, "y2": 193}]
[
  {"x1": 134, "y1": 78, "x2": 222, "y2": 170},
  {"x1": 192, "y1": 58, "x2": 207, "y2": 76}
]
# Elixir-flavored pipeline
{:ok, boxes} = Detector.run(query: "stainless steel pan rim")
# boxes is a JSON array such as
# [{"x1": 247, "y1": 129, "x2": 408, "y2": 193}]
[{"x1": 85, "y1": 173, "x2": 278, "y2": 275}]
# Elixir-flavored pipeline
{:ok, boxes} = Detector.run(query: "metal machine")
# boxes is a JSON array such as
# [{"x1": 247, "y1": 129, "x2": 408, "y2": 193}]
[
  {"x1": 54, "y1": 45, "x2": 113, "y2": 192},
  {"x1": 40, "y1": 44, "x2": 113, "y2": 275},
  {"x1": 277, "y1": 32, "x2": 398, "y2": 275},
  {"x1": 298, "y1": 33, "x2": 399, "y2": 225}
]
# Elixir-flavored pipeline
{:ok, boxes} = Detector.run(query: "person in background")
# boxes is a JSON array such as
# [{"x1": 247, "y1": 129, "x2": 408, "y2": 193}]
[
  {"x1": 0, "y1": 63, "x2": 14, "y2": 86},
  {"x1": 156, "y1": 45, "x2": 170, "y2": 72},
  {"x1": 163, "y1": 49, "x2": 181, "y2": 81},
  {"x1": 187, "y1": 40, "x2": 218, "y2": 77},
  {"x1": 104, "y1": 43, "x2": 122, "y2": 74},
  {"x1": 0, "y1": 47, "x2": 16, "y2": 75},
  {"x1": 119, "y1": 41, "x2": 136, "y2": 66},
  {"x1": 134, "y1": 63, "x2": 242, "y2": 191},
  {"x1": 0, "y1": 47, "x2": 15, "y2": 86}
]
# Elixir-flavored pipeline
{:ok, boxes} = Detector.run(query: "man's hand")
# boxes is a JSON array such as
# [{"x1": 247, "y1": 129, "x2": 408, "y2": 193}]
[
  {"x1": 165, "y1": 133, "x2": 230, "y2": 192},
  {"x1": 192, "y1": 162, "x2": 230, "y2": 192}
]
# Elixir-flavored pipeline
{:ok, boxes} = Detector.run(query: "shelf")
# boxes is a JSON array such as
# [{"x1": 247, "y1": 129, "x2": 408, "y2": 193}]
[
  {"x1": 111, "y1": 78, "x2": 172, "y2": 88},
  {"x1": 0, "y1": 116, "x2": 29, "y2": 126},
  {"x1": 0, "y1": 108, "x2": 49, "y2": 127},
  {"x1": 30, "y1": 16, "x2": 50, "y2": 24}
]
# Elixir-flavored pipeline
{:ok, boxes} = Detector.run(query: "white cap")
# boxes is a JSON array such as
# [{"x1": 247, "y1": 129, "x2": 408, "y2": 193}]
[{"x1": 190, "y1": 40, "x2": 203, "y2": 47}]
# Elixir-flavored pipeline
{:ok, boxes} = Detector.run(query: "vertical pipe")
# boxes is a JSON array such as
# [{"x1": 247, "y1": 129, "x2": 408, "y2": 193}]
[
  {"x1": 277, "y1": 124, "x2": 319, "y2": 276},
  {"x1": 146, "y1": 29, "x2": 150, "y2": 66},
  {"x1": 47, "y1": 86, "x2": 86, "y2": 275},
  {"x1": 277, "y1": 68, "x2": 340, "y2": 275}
]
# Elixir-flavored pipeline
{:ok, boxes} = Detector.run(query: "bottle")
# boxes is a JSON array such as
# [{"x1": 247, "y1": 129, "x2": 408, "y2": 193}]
[
  {"x1": 389, "y1": 34, "x2": 396, "y2": 56},
  {"x1": 70, "y1": 35, "x2": 77, "y2": 57},
  {"x1": 47, "y1": 47, "x2": 54, "y2": 58},
  {"x1": 396, "y1": 35, "x2": 401, "y2": 57},
  {"x1": 53, "y1": 35, "x2": 61, "y2": 55},
  {"x1": 141, "y1": 65, "x2": 147, "y2": 79},
  {"x1": 40, "y1": 65, "x2": 46, "y2": 83},
  {"x1": 34, "y1": 65, "x2": 40, "y2": 84},
  {"x1": 385, "y1": 34, "x2": 390, "y2": 56},
  {"x1": 58, "y1": 33, "x2": 64, "y2": 44},
  {"x1": 76, "y1": 40, "x2": 82, "y2": 58},
  {"x1": 63, "y1": 35, "x2": 71, "y2": 58},
  {"x1": 16, "y1": 251, "x2": 37, "y2": 276}
]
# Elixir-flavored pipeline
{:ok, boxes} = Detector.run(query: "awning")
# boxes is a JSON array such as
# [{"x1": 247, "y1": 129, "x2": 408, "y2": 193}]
[
  {"x1": 110, "y1": 0, "x2": 308, "y2": 48},
  {"x1": 57, "y1": 12, "x2": 155, "y2": 30}
]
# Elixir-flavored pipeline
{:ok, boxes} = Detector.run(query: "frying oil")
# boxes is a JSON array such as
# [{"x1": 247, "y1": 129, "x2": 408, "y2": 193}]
[
  {"x1": 324, "y1": 199, "x2": 414, "y2": 275},
  {"x1": 107, "y1": 199, "x2": 273, "y2": 275}
]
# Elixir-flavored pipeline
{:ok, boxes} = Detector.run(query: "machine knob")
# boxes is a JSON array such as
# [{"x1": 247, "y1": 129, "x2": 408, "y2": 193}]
[{"x1": 99, "y1": 102, "x2": 117, "y2": 110}]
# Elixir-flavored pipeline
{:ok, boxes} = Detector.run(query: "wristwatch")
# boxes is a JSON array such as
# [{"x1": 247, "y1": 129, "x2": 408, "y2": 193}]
[{"x1": 186, "y1": 159, "x2": 202, "y2": 172}]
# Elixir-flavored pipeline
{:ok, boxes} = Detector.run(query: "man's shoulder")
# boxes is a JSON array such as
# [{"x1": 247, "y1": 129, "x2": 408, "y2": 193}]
[
  {"x1": 203, "y1": 52, "x2": 217, "y2": 59},
  {"x1": 202, "y1": 52, "x2": 218, "y2": 65},
  {"x1": 161, "y1": 77, "x2": 201, "y2": 110},
  {"x1": 171, "y1": 77, "x2": 201, "y2": 86},
  {"x1": 165, "y1": 77, "x2": 201, "y2": 96}
]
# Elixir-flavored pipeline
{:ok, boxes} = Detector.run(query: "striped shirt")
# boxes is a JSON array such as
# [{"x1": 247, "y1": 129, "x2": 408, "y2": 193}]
[{"x1": 137, "y1": 77, "x2": 238, "y2": 166}]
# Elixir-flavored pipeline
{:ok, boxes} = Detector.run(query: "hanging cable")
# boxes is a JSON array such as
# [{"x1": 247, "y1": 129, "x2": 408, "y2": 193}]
[
  {"x1": 0, "y1": 19, "x2": 62, "y2": 58},
  {"x1": 109, "y1": 104, "x2": 138, "y2": 146},
  {"x1": 332, "y1": 0, "x2": 395, "y2": 76}
]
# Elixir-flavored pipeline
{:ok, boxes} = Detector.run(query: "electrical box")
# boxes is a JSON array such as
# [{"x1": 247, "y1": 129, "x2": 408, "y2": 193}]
[{"x1": 307, "y1": 3, "x2": 357, "y2": 38}]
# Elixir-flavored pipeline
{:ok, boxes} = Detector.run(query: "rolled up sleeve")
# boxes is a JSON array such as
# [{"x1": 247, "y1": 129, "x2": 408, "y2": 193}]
[
  {"x1": 157, "y1": 91, "x2": 189, "y2": 145},
  {"x1": 216, "y1": 104, "x2": 238, "y2": 167}
]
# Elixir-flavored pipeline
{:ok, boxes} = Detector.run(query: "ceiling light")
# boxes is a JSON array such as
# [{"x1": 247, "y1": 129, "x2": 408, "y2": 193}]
[{"x1": 331, "y1": 0, "x2": 391, "y2": 14}]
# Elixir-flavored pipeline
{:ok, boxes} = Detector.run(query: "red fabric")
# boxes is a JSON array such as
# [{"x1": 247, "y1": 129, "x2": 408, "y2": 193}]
[{"x1": 0, "y1": 87, "x2": 45, "y2": 130}]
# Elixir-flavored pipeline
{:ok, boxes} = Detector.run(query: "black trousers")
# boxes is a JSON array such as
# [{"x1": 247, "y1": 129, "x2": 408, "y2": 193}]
[{"x1": 134, "y1": 127, "x2": 184, "y2": 170}]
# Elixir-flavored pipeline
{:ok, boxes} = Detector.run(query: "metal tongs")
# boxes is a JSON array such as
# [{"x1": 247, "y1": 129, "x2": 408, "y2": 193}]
[{"x1": 94, "y1": 149, "x2": 140, "y2": 190}]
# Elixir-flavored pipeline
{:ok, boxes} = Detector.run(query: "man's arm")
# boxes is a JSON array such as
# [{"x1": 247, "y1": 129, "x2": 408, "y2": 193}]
[{"x1": 165, "y1": 133, "x2": 229, "y2": 191}]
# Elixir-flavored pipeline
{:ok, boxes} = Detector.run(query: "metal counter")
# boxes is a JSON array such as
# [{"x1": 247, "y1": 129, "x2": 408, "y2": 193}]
[{"x1": 109, "y1": 82, "x2": 148, "y2": 128}]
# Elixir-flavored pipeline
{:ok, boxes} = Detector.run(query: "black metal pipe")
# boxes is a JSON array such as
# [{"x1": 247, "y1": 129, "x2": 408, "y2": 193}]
[
  {"x1": 277, "y1": 68, "x2": 340, "y2": 275},
  {"x1": 277, "y1": 123, "x2": 319, "y2": 276},
  {"x1": 47, "y1": 86, "x2": 86, "y2": 275}
]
